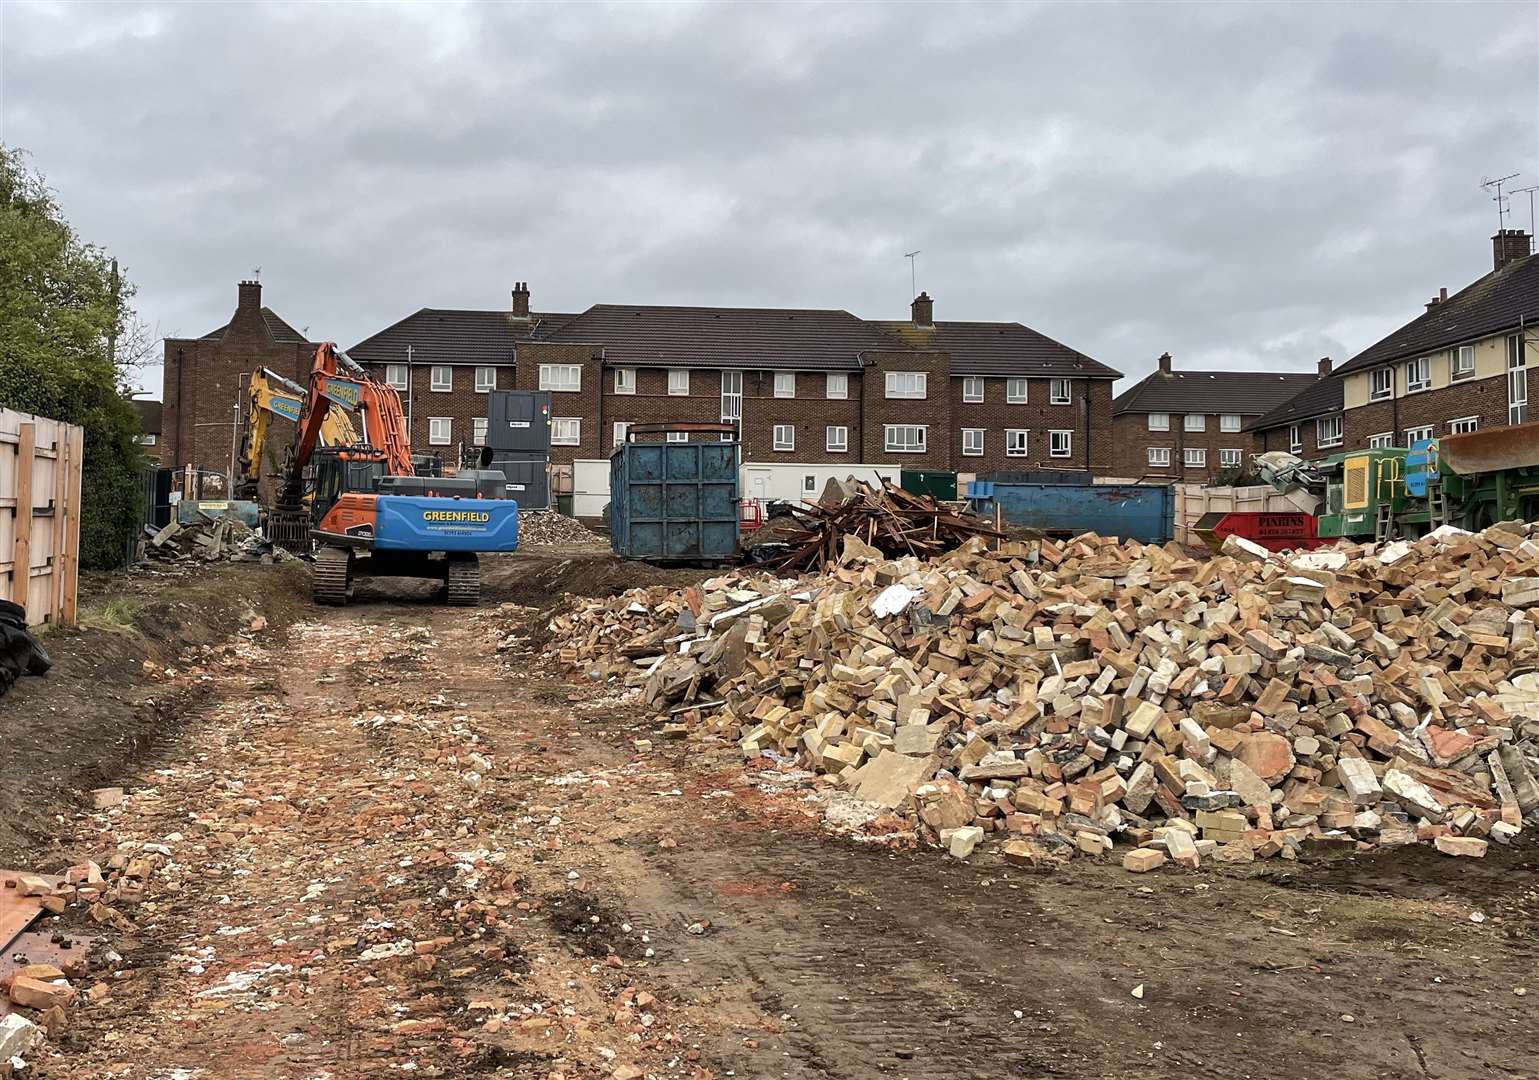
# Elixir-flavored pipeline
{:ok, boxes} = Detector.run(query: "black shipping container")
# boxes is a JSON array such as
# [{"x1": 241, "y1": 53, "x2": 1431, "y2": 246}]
[
  {"x1": 483, "y1": 453, "x2": 550, "y2": 510},
  {"x1": 487, "y1": 391, "x2": 553, "y2": 454}
]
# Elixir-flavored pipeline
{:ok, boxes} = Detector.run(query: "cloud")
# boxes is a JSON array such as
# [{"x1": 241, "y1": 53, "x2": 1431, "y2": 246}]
[{"x1": 1, "y1": 0, "x2": 1534, "y2": 395}]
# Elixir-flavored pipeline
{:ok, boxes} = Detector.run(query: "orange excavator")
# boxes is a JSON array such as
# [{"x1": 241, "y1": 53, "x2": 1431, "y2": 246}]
[{"x1": 269, "y1": 343, "x2": 520, "y2": 605}]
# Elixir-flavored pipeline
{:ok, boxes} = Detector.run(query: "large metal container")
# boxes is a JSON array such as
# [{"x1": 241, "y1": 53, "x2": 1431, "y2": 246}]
[
  {"x1": 609, "y1": 439, "x2": 739, "y2": 562},
  {"x1": 480, "y1": 454, "x2": 550, "y2": 510},
  {"x1": 965, "y1": 480, "x2": 1174, "y2": 544},
  {"x1": 486, "y1": 391, "x2": 553, "y2": 454}
]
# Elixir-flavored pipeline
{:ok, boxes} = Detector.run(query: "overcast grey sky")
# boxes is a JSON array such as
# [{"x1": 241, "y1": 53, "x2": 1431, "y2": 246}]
[{"x1": 2, "y1": 1, "x2": 1536, "y2": 398}]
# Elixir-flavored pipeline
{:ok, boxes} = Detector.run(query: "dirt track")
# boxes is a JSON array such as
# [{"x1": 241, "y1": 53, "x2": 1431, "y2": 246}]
[{"x1": 10, "y1": 558, "x2": 1539, "y2": 1079}]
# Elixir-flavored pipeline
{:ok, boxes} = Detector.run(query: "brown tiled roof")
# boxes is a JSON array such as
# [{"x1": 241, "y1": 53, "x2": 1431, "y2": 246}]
[
  {"x1": 1113, "y1": 368, "x2": 1321, "y2": 415},
  {"x1": 544, "y1": 305, "x2": 909, "y2": 370},
  {"x1": 874, "y1": 321, "x2": 1121, "y2": 379},
  {"x1": 1245, "y1": 376, "x2": 1344, "y2": 432},
  {"x1": 202, "y1": 308, "x2": 312, "y2": 344},
  {"x1": 1335, "y1": 252, "x2": 1538, "y2": 376},
  {"x1": 131, "y1": 398, "x2": 162, "y2": 434},
  {"x1": 348, "y1": 309, "x2": 577, "y2": 366}
]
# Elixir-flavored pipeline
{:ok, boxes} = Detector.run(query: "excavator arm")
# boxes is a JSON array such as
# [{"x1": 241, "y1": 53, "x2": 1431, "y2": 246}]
[{"x1": 236, "y1": 367, "x2": 361, "y2": 499}]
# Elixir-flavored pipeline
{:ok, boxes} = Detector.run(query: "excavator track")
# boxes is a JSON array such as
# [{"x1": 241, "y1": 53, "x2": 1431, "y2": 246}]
[
  {"x1": 446, "y1": 556, "x2": 480, "y2": 607},
  {"x1": 313, "y1": 546, "x2": 354, "y2": 606}
]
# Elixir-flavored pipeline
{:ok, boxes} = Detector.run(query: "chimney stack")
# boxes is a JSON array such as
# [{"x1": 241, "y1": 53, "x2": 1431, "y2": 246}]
[
  {"x1": 1493, "y1": 229, "x2": 1531, "y2": 271},
  {"x1": 1157, "y1": 352, "x2": 1173, "y2": 375},
  {"x1": 237, "y1": 279, "x2": 262, "y2": 313},
  {"x1": 910, "y1": 291, "x2": 933, "y2": 327},
  {"x1": 511, "y1": 281, "x2": 531, "y2": 321},
  {"x1": 1317, "y1": 356, "x2": 1332, "y2": 377}
]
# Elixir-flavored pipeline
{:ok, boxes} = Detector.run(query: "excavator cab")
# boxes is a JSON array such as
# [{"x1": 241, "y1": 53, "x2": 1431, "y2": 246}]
[{"x1": 309, "y1": 447, "x2": 387, "y2": 526}]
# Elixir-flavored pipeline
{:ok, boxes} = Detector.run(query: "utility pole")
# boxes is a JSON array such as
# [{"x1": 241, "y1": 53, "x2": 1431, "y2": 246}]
[
  {"x1": 106, "y1": 257, "x2": 120, "y2": 367},
  {"x1": 406, "y1": 344, "x2": 414, "y2": 443}
]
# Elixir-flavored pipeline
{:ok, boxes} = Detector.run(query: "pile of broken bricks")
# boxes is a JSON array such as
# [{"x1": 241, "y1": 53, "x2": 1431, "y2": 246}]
[{"x1": 545, "y1": 522, "x2": 1539, "y2": 870}]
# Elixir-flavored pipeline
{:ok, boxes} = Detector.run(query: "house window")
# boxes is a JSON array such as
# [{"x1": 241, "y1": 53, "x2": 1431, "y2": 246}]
[
  {"x1": 1220, "y1": 449, "x2": 1242, "y2": 467},
  {"x1": 774, "y1": 372, "x2": 796, "y2": 399},
  {"x1": 475, "y1": 366, "x2": 496, "y2": 393},
  {"x1": 1147, "y1": 447, "x2": 1170, "y2": 468},
  {"x1": 825, "y1": 373, "x2": 847, "y2": 399},
  {"x1": 826, "y1": 425, "x2": 848, "y2": 453},
  {"x1": 1367, "y1": 432, "x2": 1393, "y2": 449},
  {"x1": 385, "y1": 364, "x2": 408, "y2": 390},
  {"x1": 430, "y1": 365, "x2": 453, "y2": 392},
  {"x1": 472, "y1": 418, "x2": 488, "y2": 445},
  {"x1": 721, "y1": 371, "x2": 743, "y2": 420},
  {"x1": 1288, "y1": 424, "x2": 1302, "y2": 453},
  {"x1": 134, "y1": 433, "x2": 157, "y2": 446},
  {"x1": 1509, "y1": 333, "x2": 1528, "y2": 425},
  {"x1": 1452, "y1": 345, "x2": 1476, "y2": 380},
  {"x1": 539, "y1": 364, "x2": 581, "y2": 392},
  {"x1": 1184, "y1": 448, "x2": 1206, "y2": 468},
  {"x1": 1148, "y1": 412, "x2": 1170, "y2": 431},
  {"x1": 803, "y1": 474, "x2": 818, "y2": 493},
  {"x1": 1369, "y1": 367, "x2": 1393, "y2": 401},
  {"x1": 884, "y1": 425, "x2": 927, "y2": 453},
  {"x1": 1184, "y1": 414, "x2": 1206, "y2": 432},
  {"x1": 1220, "y1": 414, "x2": 1241, "y2": 432},
  {"x1": 962, "y1": 376, "x2": 984, "y2": 403},
  {"x1": 551, "y1": 418, "x2": 581, "y2": 446},
  {"x1": 773, "y1": 424, "x2": 795, "y2": 451},
  {"x1": 614, "y1": 367, "x2": 637, "y2": 395},
  {"x1": 1049, "y1": 430, "x2": 1072, "y2": 458},
  {"x1": 428, "y1": 417, "x2": 451, "y2": 445},
  {"x1": 612, "y1": 421, "x2": 631, "y2": 448},
  {"x1": 1006, "y1": 378, "x2": 1028, "y2": 404},
  {"x1": 1005, "y1": 429, "x2": 1029, "y2": 457},
  {"x1": 885, "y1": 371, "x2": 927, "y2": 399},
  {"x1": 961, "y1": 428, "x2": 984, "y2": 457},
  {"x1": 668, "y1": 369, "x2": 690, "y2": 396},
  {"x1": 1405, "y1": 356, "x2": 1431, "y2": 393},
  {"x1": 1316, "y1": 415, "x2": 1343, "y2": 448},
  {"x1": 1405, "y1": 425, "x2": 1433, "y2": 446},
  {"x1": 1050, "y1": 379, "x2": 1072, "y2": 405},
  {"x1": 1449, "y1": 416, "x2": 1479, "y2": 435},
  {"x1": 667, "y1": 431, "x2": 689, "y2": 443}
]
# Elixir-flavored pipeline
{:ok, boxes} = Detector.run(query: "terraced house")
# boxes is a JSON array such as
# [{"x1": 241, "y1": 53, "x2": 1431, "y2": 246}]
[{"x1": 347, "y1": 286, "x2": 1121, "y2": 506}]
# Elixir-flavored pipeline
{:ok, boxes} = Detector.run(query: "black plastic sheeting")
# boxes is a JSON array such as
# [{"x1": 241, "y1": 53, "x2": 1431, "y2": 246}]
[{"x1": 0, "y1": 599, "x2": 51, "y2": 698}]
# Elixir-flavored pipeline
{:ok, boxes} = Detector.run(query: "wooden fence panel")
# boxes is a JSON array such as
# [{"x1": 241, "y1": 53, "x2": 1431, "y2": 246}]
[{"x1": 0, "y1": 407, "x2": 84, "y2": 625}]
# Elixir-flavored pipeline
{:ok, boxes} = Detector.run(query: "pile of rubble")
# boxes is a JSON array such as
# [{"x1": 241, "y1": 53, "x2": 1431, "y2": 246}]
[
  {"x1": 142, "y1": 514, "x2": 290, "y2": 563},
  {"x1": 517, "y1": 510, "x2": 604, "y2": 548},
  {"x1": 546, "y1": 523, "x2": 1539, "y2": 869}
]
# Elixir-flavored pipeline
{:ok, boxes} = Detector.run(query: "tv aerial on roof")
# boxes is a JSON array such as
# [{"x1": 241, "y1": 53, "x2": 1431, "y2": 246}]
[
  {"x1": 1481, "y1": 173, "x2": 1521, "y2": 230},
  {"x1": 904, "y1": 250, "x2": 921, "y2": 298}
]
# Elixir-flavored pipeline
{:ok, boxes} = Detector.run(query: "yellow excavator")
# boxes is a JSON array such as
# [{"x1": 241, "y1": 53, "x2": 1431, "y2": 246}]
[{"x1": 235, "y1": 367, "x2": 360, "y2": 500}]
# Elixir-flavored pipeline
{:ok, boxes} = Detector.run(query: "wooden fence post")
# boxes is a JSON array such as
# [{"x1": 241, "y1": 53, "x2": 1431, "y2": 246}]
[{"x1": 11, "y1": 423, "x2": 34, "y2": 613}]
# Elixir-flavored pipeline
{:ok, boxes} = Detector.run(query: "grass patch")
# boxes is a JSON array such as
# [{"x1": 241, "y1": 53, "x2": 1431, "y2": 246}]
[{"x1": 79, "y1": 595, "x2": 143, "y2": 630}]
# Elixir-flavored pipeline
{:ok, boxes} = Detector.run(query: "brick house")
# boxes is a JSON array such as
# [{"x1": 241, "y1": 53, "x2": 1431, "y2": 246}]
[
  {"x1": 1246, "y1": 370, "x2": 1345, "y2": 458},
  {"x1": 160, "y1": 280, "x2": 318, "y2": 484},
  {"x1": 347, "y1": 287, "x2": 1122, "y2": 498},
  {"x1": 130, "y1": 399, "x2": 165, "y2": 464},
  {"x1": 1109, "y1": 354, "x2": 1324, "y2": 482},
  {"x1": 1334, "y1": 231, "x2": 1538, "y2": 451}
]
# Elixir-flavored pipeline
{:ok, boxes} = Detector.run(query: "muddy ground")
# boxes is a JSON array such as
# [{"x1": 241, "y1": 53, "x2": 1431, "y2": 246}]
[{"x1": 3, "y1": 552, "x2": 1536, "y2": 1080}]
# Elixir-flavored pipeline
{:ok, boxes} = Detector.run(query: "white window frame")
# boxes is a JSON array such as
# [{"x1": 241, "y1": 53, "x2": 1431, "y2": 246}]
[
  {"x1": 472, "y1": 417, "x2": 489, "y2": 445},
  {"x1": 1006, "y1": 377, "x2": 1028, "y2": 404},
  {"x1": 1005, "y1": 429, "x2": 1029, "y2": 457},
  {"x1": 614, "y1": 367, "x2": 637, "y2": 395},
  {"x1": 826, "y1": 425, "x2": 848, "y2": 453},
  {"x1": 385, "y1": 364, "x2": 408, "y2": 391},
  {"x1": 773, "y1": 424, "x2": 795, "y2": 451},
  {"x1": 1405, "y1": 356, "x2": 1431, "y2": 394},
  {"x1": 1367, "y1": 432, "x2": 1393, "y2": 449},
  {"x1": 1452, "y1": 345, "x2": 1476, "y2": 380},
  {"x1": 474, "y1": 366, "x2": 496, "y2": 393},
  {"x1": 1219, "y1": 414, "x2": 1241, "y2": 433},
  {"x1": 885, "y1": 371, "x2": 927, "y2": 400},
  {"x1": 1184, "y1": 414, "x2": 1206, "y2": 432},
  {"x1": 612, "y1": 421, "x2": 631, "y2": 448},
  {"x1": 1219, "y1": 448, "x2": 1242, "y2": 467},
  {"x1": 774, "y1": 372, "x2": 796, "y2": 399},
  {"x1": 667, "y1": 431, "x2": 689, "y2": 443},
  {"x1": 1288, "y1": 423, "x2": 1302, "y2": 452},
  {"x1": 825, "y1": 373, "x2": 847, "y2": 400},
  {"x1": 430, "y1": 365, "x2": 453, "y2": 393},
  {"x1": 1184, "y1": 447, "x2": 1207, "y2": 468},
  {"x1": 1147, "y1": 412, "x2": 1170, "y2": 432},
  {"x1": 1405, "y1": 425, "x2": 1433, "y2": 446},
  {"x1": 1369, "y1": 367, "x2": 1393, "y2": 401},
  {"x1": 539, "y1": 364, "x2": 581, "y2": 393},
  {"x1": 551, "y1": 418, "x2": 581, "y2": 446},
  {"x1": 961, "y1": 376, "x2": 984, "y2": 403},
  {"x1": 1509, "y1": 333, "x2": 1528, "y2": 425},
  {"x1": 428, "y1": 417, "x2": 451, "y2": 445},
  {"x1": 1449, "y1": 416, "x2": 1479, "y2": 435},
  {"x1": 1050, "y1": 378, "x2": 1072, "y2": 405},
  {"x1": 720, "y1": 371, "x2": 743, "y2": 421},
  {"x1": 1316, "y1": 415, "x2": 1343, "y2": 448},
  {"x1": 803, "y1": 474, "x2": 818, "y2": 494},
  {"x1": 1147, "y1": 447, "x2": 1171, "y2": 468},
  {"x1": 884, "y1": 424, "x2": 927, "y2": 454},
  {"x1": 961, "y1": 428, "x2": 984, "y2": 457},
  {"x1": 1049, "y1": 430, "x2": 1072, "y2": 458},
  {"x1": 134, "y1": 433, "x2": 158, "y2": 446},
  {"x1": 668, "y1": 369, "x2": 690, "y2": 396}
]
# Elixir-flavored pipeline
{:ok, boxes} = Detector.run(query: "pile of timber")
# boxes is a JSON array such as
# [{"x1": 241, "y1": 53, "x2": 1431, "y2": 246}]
[
  {"x1": 545, "y1": 524, "x2": 1539, "y2": 868},
  {"x1": 762, "y1": 479, "x2": 1003, "y2": 574}
]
